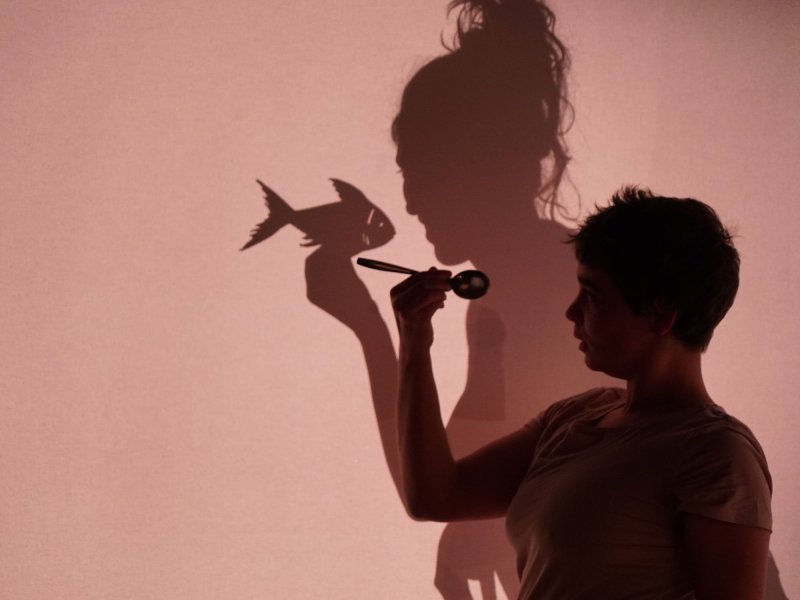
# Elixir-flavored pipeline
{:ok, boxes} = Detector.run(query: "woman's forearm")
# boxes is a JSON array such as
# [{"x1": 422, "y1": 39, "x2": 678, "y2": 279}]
[
  {"x1": 397, "y1": 343, "x2": 456, "y2": 520},
  {"x1": 389, "y1": 267, "x2": 455, "y2": 520}
]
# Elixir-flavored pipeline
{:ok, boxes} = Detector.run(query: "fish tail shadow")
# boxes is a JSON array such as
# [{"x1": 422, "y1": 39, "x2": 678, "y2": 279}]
[{"x1": 240, "y1": 179, "x2": 295, "y2": 251}]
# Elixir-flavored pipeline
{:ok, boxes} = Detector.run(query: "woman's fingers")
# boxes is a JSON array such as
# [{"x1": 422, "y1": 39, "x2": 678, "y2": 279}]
[
  {"x1": 391, "y1": 269, "x2": 452, "y2": 315},
  {"x1": 390, "y1": 269, "x2": 451, "y2": 347},
  {"x1": 391, "y1": 268, "x2": 450, "y2": 294},
  {"x1": 391, "y1": 268, "x2": 450, "y2": 320}
]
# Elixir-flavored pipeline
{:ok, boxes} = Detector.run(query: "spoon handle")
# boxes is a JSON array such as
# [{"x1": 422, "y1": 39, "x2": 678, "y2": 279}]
[{"x1": 356, "y1": 257, "x2": 419, "y2": 275}]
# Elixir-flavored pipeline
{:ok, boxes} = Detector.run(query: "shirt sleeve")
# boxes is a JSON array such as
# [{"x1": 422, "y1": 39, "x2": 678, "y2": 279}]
[{"x1": 674, "y1": 423, "x2": 772, "y2": 531}]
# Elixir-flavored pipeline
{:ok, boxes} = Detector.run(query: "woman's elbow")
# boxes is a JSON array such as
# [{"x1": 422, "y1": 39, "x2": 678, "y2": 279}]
[{"x1": 402, "y1": 491, "x2": 451, "y2": 522}]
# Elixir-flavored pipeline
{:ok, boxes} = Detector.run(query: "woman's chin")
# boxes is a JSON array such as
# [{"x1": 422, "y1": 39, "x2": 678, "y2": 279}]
[{"x1": 426, "y1": 234, "x2": 471, "y2": 265}]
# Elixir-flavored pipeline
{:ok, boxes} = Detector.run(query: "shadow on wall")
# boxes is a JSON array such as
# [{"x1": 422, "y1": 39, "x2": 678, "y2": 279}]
[
  {"x1": 301, "y1": 1, "x2": 610, "y2": 597},
  {"x1": 766, "y1": 552, "x2": 790, "y2": 600},
  {"x1": 244, "y1": 0, "x2": 788, "y2": 597}
]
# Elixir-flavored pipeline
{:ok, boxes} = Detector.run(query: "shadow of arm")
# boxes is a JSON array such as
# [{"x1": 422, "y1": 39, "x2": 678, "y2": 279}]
[{"x1": 304, "y1": 248, "x2": 403, "y2": 496}]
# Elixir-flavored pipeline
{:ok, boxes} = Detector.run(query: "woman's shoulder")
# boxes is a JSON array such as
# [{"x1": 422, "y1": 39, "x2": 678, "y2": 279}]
[
  {"x1": 683, "y1": 404, "x2": 765, "y2": 450},
  {"x1": 675, "y1": 404, "x2": 772, "y2": 489},
  {"x1": 673, "y1": 404, "x2": 773, "y2": 528}
]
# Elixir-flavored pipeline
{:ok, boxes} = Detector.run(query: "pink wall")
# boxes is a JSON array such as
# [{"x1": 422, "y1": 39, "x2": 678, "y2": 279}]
[{"x1": 2, "y1": 1, "x2": 798, "y2": 598}]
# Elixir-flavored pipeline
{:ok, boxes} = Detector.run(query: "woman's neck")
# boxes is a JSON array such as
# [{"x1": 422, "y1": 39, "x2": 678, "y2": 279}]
[{"x1": 624, "y1": 346, "x2": 713, "y2": 414}]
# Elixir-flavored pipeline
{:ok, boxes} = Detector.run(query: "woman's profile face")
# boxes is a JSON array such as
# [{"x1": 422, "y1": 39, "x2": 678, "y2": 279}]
[{"x1": 565, "y1": 264, "x2": 656, "y2": 378}]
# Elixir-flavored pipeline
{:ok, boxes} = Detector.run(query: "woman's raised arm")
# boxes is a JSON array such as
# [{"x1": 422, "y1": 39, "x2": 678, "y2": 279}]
[{"x1": 393, "y1": 269, "x2": 540, "y2": 521}]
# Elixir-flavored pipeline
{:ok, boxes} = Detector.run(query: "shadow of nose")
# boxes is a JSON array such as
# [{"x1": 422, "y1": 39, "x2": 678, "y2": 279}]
[{"x1": 402, "y1": 181, "x2": 418, "y2": 216}]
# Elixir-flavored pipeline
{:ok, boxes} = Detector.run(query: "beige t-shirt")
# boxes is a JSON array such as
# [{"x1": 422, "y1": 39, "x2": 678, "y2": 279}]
[{"x1": 506, "y1": 388, "x2": 772, "y2": 600}]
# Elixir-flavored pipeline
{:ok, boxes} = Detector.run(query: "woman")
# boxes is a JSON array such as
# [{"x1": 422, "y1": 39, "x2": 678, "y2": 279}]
[{"x1": 391, "y1": 187, "x2": 772, "y2": 599}]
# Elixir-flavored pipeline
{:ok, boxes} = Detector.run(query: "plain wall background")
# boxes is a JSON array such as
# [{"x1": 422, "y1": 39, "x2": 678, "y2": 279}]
[{"x1": 2, "y1": 1, "x2": 798, "y2": 598}]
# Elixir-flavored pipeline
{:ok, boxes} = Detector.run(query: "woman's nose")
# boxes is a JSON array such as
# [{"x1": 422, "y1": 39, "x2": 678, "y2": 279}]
[{"x1": 565, "y1": 295, "x2": 581, "y2": 323}]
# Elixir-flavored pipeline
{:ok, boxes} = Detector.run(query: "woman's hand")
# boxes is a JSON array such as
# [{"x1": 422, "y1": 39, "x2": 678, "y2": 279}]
[{"x1": 390, "y1": 268, "x2": 452, "y2": 350}]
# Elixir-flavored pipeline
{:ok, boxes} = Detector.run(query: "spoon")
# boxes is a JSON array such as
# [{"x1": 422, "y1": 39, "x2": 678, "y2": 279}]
[{"x1": 356, "y1": 257, "x2": 490, "y2": 300}]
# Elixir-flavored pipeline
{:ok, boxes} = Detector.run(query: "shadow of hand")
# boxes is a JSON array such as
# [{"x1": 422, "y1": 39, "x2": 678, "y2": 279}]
[{"x1": 305, "y1": 247, "x2": 380, "y2": 332}]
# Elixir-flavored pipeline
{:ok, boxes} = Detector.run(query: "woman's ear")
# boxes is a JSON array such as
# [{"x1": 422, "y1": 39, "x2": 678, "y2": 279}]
[{"x1": 650, "y1": 299, "x2": 677, "y2": 337}]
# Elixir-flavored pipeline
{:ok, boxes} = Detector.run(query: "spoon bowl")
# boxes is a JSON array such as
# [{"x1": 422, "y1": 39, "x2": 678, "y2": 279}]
[{"x1": 449, "y1": 269, "x2": 490, "y2": 299}]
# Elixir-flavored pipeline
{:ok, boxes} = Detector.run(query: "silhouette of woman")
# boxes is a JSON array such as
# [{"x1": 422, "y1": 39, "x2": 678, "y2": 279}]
[{"x1": 304, "y1": 0, "x2": 609, "y2": 597}]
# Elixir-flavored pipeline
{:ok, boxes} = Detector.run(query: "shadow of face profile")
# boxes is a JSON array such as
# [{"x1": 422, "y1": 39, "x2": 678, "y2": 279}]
[{"x1": 393, "y1": 2, "x2": 569, "y2": 267}]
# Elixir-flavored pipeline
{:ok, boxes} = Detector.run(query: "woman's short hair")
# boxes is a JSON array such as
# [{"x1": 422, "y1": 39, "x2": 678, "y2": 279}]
[{"x1": 568, "y1": 187, "x2": 740, "y2": 351}]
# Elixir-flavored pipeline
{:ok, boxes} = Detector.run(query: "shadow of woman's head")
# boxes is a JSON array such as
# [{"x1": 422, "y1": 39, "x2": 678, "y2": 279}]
[{"x1": 392, "y1": 0, "x2": 571, "y2": 265}]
